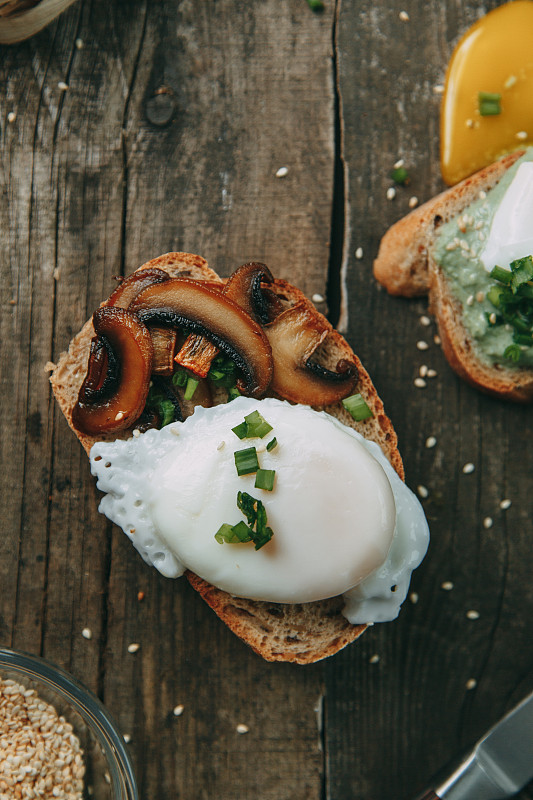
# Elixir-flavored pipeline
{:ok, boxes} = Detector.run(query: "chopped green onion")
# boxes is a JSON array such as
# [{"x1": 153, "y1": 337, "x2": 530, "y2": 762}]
[
  {"x1": 234, "y1": 446, "x2": 259, "y2": 476},
  {"x1": 390, "y1": 165, "x2": 409, "y2": 185},
  {"x1": 214, "y1": 523, "x2": 240, "y2": 544},
  {"x1": 478, "y1": 91, "x2": 501, "y2": 116},
  {"x1": 159, "y1": 399, "x2": 177, "y2": 427},
  {"x1": 342, "y1": 393, "x2": 373, "y2": 421},
  {"x1": 184, "y1": 376, "x2": 199, "y2": 400},
  {"x1": 504, "y1": 343, "x2": 522, "y2": 363},
  {"x1": 214, "y1": 492, "x2": 274, "y2": 550},
  {"x1": 307, "y1": 0, "x2": 324, "y2": 11},
  {"x1": 172, "y1": 370, "x2": 188, "y2": 388},
  {"x1": 255, "y1": 469, "x2": 275, "y2": 492},
  {"x1": 227, "y1": 386, "x2": 241, "y2": 402},
  {"x1": 512, "y1": 332, "x2": 533, "y2": 346},
  {"x1": 489, "y1": 265, "x2": 513, "y2": 284},
  {"x1": 266, "y1": 437, "x2": 278, "y2": 452},
  {"x1": 232, "y1": 410, "x2": 273, "y2": 440},
  {"x1": 510, "y1": 255, "x2": 533, "y2": 293}
]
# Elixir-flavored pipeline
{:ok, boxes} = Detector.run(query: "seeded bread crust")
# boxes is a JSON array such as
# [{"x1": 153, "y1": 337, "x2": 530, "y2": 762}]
[
  {"x1": 373, "y1": 151, "x2": 533, "y2": 401},
  {"x1": 51, "y1": 252, "x2": 404, "y2": 664}
]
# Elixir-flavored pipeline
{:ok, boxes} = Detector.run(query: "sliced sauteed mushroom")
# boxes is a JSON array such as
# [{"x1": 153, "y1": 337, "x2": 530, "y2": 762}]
[
  {"x1": 174, "y1": 263, "x2": 278, "y2": 376},
  {"x1": 129, "y1": 278, "x2": 273, "y2": 397},
  {"x1": 264, "y1": 302, "x2": 358, "y2": 405},
  {"x1": 106, "y1": 268, "x2": 170, "y2": 309},
  {"x1": 72, "y1": 307, "x2": 153, "y2": 435},
  {"x1": 77, "y1": 334, "x2": 119, "y2": 403},
  {"x1": 148, "y1": 326, "x2": 178, "y2": 376}
]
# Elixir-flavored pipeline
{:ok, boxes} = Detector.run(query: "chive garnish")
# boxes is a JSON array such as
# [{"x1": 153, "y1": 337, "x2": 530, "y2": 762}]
[
  {"x1": 214, "y1": 492, "x2": 274, "y2": 550},
  {"x1": 172, "y1": 370, "x2": 188, "y2": 388},
  {"x1": 307, "y1": 0, "x2": 324, "y2": 11},
  {"x1": 390, "y1": 165, "x2": 409, "y2": 185},
  {"x1": 488, "y1": 255, "x2": 533, "y2": 363},
  {"x1": 234, "y1": 446, "x2": 259, "y2": 476},
  {"x1": 478, "y1": 91, "x2": 501, "y2": 116},
  {"x1": 342, "y1": 393, "x2": 373, "y2": 421},
  {"x1": 232, "y1": 410, "x2": 273, "y2": 440},
  {"x1": 266, "y1": 437, "x2": 278, "y2": 452},
  {"x1": 184, "y1": 376, "x2": 199, "y2": 400},
  {"x1": 255, "y1": 469, "x2": 276, "y2": 492}
]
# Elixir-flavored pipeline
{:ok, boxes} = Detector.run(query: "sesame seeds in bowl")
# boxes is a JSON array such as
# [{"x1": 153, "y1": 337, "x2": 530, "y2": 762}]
[{"x1": 0, "y1": 647, "x2": 137, "y2": 799}]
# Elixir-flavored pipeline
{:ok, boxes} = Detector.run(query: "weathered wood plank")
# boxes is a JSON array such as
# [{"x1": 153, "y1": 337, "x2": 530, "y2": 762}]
[{"x1": 330, "y1": 1, "x2": 533, "y2": 798}]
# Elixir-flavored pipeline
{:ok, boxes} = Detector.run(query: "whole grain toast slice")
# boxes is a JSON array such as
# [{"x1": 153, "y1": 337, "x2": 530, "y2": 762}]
[
  {"x1": 51, "y1": 252, "x2": 404, "y2": 664},
  {"x1": 373, "y1": 151, "x2": 533, "y2": 402}
]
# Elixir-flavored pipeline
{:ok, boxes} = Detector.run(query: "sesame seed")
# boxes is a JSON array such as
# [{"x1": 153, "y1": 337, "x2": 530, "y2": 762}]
[
  {"x1": 466, "y1": 119, "x2": 474, "y2": 128},
  {"x1": 275, "y1": 166, "x2": 288, "y2": 178},
  {"x1": 417, "y1": 485, "x2": 429, "y2": 499},
  {"x1": 137, "y1": 591, "x2": 145, "y2": 601},
  {"x1": 489, "y1": 312, "x2": 497, "y2": 324},
  {"x1": 312, "y1": 293, "x2": 325, "y2": 303},
  {"x1": 132, "y1": 429, "x2": 141, "y2": 438},
  {"x1": 170, "y1": 427, "x2": 180, "y2": 437},
  {"x1": 425, "y1": 436, "x2": 437, "y2": 449},
  {"x1": 462, "y1": 462, "x2": 475, "y2": 474},
  {"x1": 500, "y1": 499, "x2": 511, "y2": 510},
  {"x1": 399, "y1": 10, "x2": 409, "y2": 21},
  {"x1": 217, "y1": 441, "x2": 225, "y2": 451},
  {"x1": 433, "y1": 84, "x2": 444, "y2": 95},
  {"x1": 420, "y1": 315, "x2": 431, "y2": 326},
  {"x1": 441, "y1": 581, "x2": 454, "y2": 591},
  {"x1": 466, "y1": 294, "x2": 474, "y2": 306},
  {"x1": 416, "y1": 340, "x2": 429, "y2": 351},
  {"x1": 466, "y1": 678, "x2": 477, "y2": 690},
  {"x1": 81, "y1": 628, "x2": 92, "y2": 640},
  {"x1": 434, "y1": 335, "x2": 441, "y2": 345},
  {"x1": 516, "y1": 131, "x2": 528, "y2": 141},
  {"x1": 427, "y1": 368, "x2": 437, "y2": 378},
  {"x1": 394, "y1": 158, "x2": 404, "y2": 169},
  {"x1": 369, "y1": 654, "x2": 380, "y2": 664},
  {"x1": 58, "y1": 81, "x2": 69, "y2": 91},
  {"x1": 476, "y1": 291, "x2": 485, "y2": 302},
  {"x1": 114, "y1": 410, "x2": 125, "y2": 422},
  {"x1": 123, "y1": 733, "x2": 131, "y2": 743},
  {"x1": 410, "y1": 592, "x2": 419, "y2": 604},
  {"x1": 409, "y1": 196, "x2": 418, "y2": 209},
  {"x1": 419, "y1": 365, "x2": 428, "y2": 377},
  {"x1": 7, "y1": 111, "x2": 16, "y2": 123},
  {"x1": 173, "y1": 704, "x2": 184, "y2": 716},
  {"x1": 355, "y1": 247, "x2": 363, "y2": 259},
  {"x1": 414, "y1": 377, "x2": 426, "y2": 388},
  {"x1": 127, "y1": 643, "x2": 140, "y2": 653},
  {"x1": 386, "y1": 187, "x2": 396, "y2": 200},
  {"x1": 467, "y1": 610, "x2": 480, "y2": 620},
  {"x1": 483, "y1": 517, "x2": 493, "y2": 529},
  {"x1": 75, "y1": 38, "x2": 84, "y2": 49},
  {"x1": 236, "y1": 723, "x2": 249, "y2": 734},
  {"x1": 478, "y1": 190, "x2": 487, "y2": 200}
]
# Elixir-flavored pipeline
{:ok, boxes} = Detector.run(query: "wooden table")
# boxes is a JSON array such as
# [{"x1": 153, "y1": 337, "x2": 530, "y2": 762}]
[{"x1": 2, "y1": 1, "x2": 532, "y2": 797}]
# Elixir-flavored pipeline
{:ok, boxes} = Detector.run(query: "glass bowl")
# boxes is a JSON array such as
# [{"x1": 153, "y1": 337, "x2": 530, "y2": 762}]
[{"x1": 0, "y1": 646, "x2": 138, "y2": 799}]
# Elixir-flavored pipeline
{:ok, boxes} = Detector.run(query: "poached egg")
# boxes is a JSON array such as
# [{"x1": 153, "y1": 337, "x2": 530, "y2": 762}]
[{"x1": 90, "y1": 397, "x2": 429, "y2": 624}]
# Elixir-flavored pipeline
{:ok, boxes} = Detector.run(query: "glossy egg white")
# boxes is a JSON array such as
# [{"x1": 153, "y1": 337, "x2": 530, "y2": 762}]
[{"x1": 90, "y1": 397, "x2": 429, "y2": 624}]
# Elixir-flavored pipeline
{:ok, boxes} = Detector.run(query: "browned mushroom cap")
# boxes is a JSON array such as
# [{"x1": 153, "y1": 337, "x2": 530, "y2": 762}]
[
  {"x1": 129, "y1": 278, "x2": 273, "y2": 397},
  {"x1": 106, "y1": 268, "x2": 170, "y2": 309},
  {"x1": 174, "y1": 263, "x2": 280, "y2": 376},
  {"x1": 264, "y1": 302, "x2": 358, "y2": 405},
  {"x1": 72, "y1": 307, "x2": 153, "y2": 435}
]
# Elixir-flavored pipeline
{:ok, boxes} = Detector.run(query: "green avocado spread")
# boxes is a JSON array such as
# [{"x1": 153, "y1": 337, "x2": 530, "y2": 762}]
[{"x1": 433, "y1": 147, "x2": 533, "y2": 368}]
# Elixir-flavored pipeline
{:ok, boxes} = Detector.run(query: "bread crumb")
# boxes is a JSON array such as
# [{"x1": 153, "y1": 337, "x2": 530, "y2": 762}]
[
  {"x1": 173, "y1": 704, "x2": 184, "y2": 717},
  {"x1": 355, "y1": 247, "x2": 363, "y2": 259},
  {"x1": 44, "y1": 361, "x2": 57, "y2": 372},
  {"x1": 483, "y1": 517, "x2": 493, "y2": 529},
  {"x1": 137, "y1": 591, "x2": 145, "y2": 601},
  {"x1": 275, "y1": 167, "x2": 288, "y2": 178},
  {"x1": 414, "y1": 377, "x2": 426, "y2": 388},
  {"x1": 466, "y1": 610, "x2": 480, "y2": 620},
  {"x1": 417, "y1": 485, "x2": 429, "y2": 499},
  {"x1": 462, "y1": 462, "x2": 475, "y2": 474},
  {"x1": 466, "y1": 678, "x2": 477, "y2": 690},
  {"x1": 386, "y1": 187, "x2": 396, "y2": 200},
  {"x1": 441, "y1": 581, "x2": 454, "y2": 591},
  {"x1": 425, "y1": 436, "x2": 437, "y2": 449},
  {"x1": 82, "y1": 627, "x2": 92, "y2": 640},
  {"x1": 127, "y1": 643, "x2": 140, "y2": 653},
  {"x1": 499, "y1": 499, "x2": 511, "y2": 510},
  {"x1": 236, "y1": 723, "x2": 249, "y2": 734}
]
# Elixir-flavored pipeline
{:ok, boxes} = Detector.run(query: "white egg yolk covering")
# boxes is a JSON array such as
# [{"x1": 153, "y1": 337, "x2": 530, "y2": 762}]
[{"x1": 90, "y1": 397, "x2": 429, "y2": 624}]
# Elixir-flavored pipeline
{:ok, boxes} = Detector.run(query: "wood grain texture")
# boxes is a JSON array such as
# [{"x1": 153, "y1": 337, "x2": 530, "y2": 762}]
[{"x1": 2, "y1": 1, "x2": 533, "y2": 799}]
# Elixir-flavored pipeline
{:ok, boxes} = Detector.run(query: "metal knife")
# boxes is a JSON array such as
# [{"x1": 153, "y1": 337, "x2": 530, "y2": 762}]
[{"x1": 415, "y1": 690, "x2": 533, "y2": 800}]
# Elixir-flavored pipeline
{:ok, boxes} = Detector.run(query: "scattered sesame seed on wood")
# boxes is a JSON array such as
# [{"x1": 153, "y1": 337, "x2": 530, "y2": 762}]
[
  {"x1": 441, "y1": 581, "x2": 454, "y2": 591},
  {"x1": 127, "y1": 643, "x2": 140, "y2": 653},
  {"x1": 236, "y1": 723, "x2": 249, "y2": 734},
  {"x1": 399, "y1": 10, "x2": 409, "y2": 21},
  {"x1": 312, "y1": 293, "x2": 324, "y2": 303},
  {"x1": 355, "y1": 247, "x2": 363, "y2": 259},
  {"x1": 409, "y1": 196, "x2": 418, "y2": 209},
  {"x1": 420, "y1": 315, "x2": 430, "y2": 326},
  {"x1": 275, "y1": 167, "x2": 288, "y2": 178},
  {"x1": 425, "y1": 436, "x2": 437, "y2": 449},
  {"x1": 462, "y1": 463, "x2": 475, "y2": 474},
  {"x1": 466, "y1": 678, "x2": 477, "y2": 690},
  {"x1": 386, "y1": 187, "x2": 396, "y2": 200},
  {"x1": 369, "y1": 654, "x2": 380, "y2": 664},
  {"x1": 466, "y1": 610, "x2": 480, "y2": 620},
  {"x1": 417, "y1": 485, "x2": 428, "y2": 499},
  {"x1": 81, "y1": 627, "x2": 92, "y2": 639},
  {"x1": 414, "y1": 377, "x2": 426, "y2": 388},
  {"x1": 409, "y1": 592, "x2": 419, "y2": 604},
  {"x1": 416, "y1": 340, "x2": 429, "y2": 351},
  {"x1": 173, "y1": 704, "x2": 184, "y2": 716},
  {"x1": 499, "y1": 499, "x2": 511, "y2": 510},
  {"x1": 483, "y1": 517, "x2": 493, "y2": 529}
]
